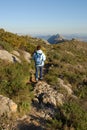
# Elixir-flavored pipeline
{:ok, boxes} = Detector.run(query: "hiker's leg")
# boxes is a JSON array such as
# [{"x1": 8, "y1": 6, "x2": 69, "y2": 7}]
[
  {"x1": 35, "y1": 66, "x2": 39, "y2": 80},
  {"x1": 39, "y1": 66, "x2": 43, "y2": 79}
]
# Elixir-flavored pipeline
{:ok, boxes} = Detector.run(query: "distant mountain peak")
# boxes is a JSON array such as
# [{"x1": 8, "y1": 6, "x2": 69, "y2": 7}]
[{"x1": 47, "y1": 33, "x2": 65, "y2": 44}]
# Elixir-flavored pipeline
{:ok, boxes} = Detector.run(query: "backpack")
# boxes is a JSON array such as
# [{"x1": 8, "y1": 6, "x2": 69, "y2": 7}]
[{"x1": 34, "y1": 52, "x2": 43, "y2": 65}]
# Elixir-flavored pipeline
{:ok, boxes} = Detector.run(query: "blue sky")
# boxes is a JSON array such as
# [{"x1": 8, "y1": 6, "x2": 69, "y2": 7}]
[{"x1": 0, "y1": 0, "x2": 87, "y2": 35}]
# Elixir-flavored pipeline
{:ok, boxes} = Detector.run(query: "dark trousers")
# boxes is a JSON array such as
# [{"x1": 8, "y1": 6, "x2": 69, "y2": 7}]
[{"x1": 35, "y1": 66, "x2": 43, "y2": 79}]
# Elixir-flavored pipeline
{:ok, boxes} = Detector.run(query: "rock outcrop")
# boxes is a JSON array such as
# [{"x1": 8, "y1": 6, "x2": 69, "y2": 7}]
[
  {"x1": 21, "y1": 50, "x2": 31, "y2": 63},
  {"x1": 0, "y1": 50, "x2": 21, "y2": 63},
  {"x1": 34, "y1": 81, "x2": 65, "y2": 107},
  {"x1": 0, "y1": 49, "x2": 31, "y2": 63},
  {"x1": 12, "y1": 50, "x2": 20, "y2": 57},
  {"x1": 0, "y1": 95, "x2": 17, "y2": 117},
  {"x1": 58, "y1": 78, "x2": 73, "y2": 95},
  {"x1": 33, "y1": 79, "x2": 76, "y2": 108}
]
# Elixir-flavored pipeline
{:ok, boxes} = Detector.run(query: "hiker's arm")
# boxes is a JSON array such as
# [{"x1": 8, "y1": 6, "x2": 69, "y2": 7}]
[{"x1": 42, "y1": 53, "x2": 46, "y2": 61}]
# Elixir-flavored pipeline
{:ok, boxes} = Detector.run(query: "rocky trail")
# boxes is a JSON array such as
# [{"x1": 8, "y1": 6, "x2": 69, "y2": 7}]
[
  {"x1": 0, "y1": 75, "x2": 77, "y2": 130},
  {"x1": 12, "y1": 77, "x2": 76, "y2": 130}
]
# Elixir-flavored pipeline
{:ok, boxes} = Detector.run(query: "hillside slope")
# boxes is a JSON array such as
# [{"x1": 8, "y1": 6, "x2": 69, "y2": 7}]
[{"x1": 0, "y1": 29, "x2": 87, "y2": 130}]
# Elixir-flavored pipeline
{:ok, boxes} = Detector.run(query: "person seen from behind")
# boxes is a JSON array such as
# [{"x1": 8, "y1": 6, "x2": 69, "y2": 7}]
[{"x1": 33, "y1": 45, "x2": 46, "y2": 82}]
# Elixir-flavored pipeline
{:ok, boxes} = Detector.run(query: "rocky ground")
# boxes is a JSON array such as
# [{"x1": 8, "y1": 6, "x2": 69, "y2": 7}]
[{"x1": 0, "y1": 78, "x2": 78, "y2": 130}]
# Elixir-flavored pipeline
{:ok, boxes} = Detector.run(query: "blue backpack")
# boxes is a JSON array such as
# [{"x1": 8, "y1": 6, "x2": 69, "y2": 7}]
[{"x1": 35, "y1": 52, "x2": 43, "y2": 65}]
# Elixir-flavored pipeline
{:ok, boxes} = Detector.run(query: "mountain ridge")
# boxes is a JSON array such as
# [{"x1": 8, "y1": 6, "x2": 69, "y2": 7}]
[
  {"x1": 47, "y1": 34, "x2": 66, "y2": 44},
  {"x1": 34, "y1": 33, "x2": 87, "y2": 42}
]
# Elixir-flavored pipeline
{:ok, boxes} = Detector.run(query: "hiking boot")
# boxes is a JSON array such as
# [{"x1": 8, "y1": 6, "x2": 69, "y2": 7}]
[
  {"x1": 39, "y1": 77, "x2": 43, "y2": 80},
  {"x1": 36, "y1": 78, "x2": 38, "y2": 82}
]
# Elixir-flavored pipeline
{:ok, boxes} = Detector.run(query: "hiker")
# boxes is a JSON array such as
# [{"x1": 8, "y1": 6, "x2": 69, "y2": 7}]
[{"x1": 33, "y1": 45, "x2": 46, "y2": 82}]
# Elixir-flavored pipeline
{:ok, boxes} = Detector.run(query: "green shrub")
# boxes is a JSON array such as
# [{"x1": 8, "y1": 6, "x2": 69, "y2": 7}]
[
  {"x1": 0, "y1": 61, "x2": 34, "y2": 115},
  {"x1": 45, "y1": 74, "x2": 58, "y2": 85},
  {"x1": 0, "y1": 40, "x2": 13, "y2": 52},
  {"x1": 47, "y1": 119, "x2": 62, "y2": 130},
  {"x1": 74, "y1": 85, "x2": 87, "y2": 99},
  {"x1": 0, "y1": 63, "x2": 26, "y2": 96},
  {"x1": 62, "y1": 101, "x2": 87, "y2": 130}
]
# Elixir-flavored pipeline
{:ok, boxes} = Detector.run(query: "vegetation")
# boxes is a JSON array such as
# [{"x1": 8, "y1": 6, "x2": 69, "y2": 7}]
[
  {"x1": 0, "y1": 28, "x2": 87, "y2": 129},
  {"x1": 44, "y1": 41, "x2": 87, "y2": 130},
  {"x1": 47, "y1": 100, "x2": 87, "y2": 130}
]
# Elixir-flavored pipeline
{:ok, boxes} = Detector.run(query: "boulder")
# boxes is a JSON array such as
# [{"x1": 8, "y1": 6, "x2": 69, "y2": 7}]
[
  {"x1": 0, "y1": 50, "x2": 21, "y2": 63},
  {"x1": 0, "y1": 95, "x2": 17, "y2": 117},
  {"x1": 21, "y1": 50, "x2": 31, "y2": 63},
  {"x1": 34, "y1": 81, "x2": 65, "y2": 107}
]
